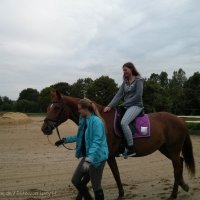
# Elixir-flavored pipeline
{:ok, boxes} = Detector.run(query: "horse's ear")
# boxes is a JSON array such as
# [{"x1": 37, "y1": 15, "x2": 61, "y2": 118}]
[
  {"x1": 50, "y1": 88, "x2": 56, "y2": 99},
  {"x1": 50, "y1": 88, "x2": 61, "y2": 100},
  {"x1": 56, "y1": 90, "x2": 61, "y2": 99}
]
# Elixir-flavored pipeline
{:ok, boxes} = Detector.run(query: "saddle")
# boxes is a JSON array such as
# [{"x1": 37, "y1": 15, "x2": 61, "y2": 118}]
[{"x1": 114, "y1": 106, "x2": 150, "y2": 139}]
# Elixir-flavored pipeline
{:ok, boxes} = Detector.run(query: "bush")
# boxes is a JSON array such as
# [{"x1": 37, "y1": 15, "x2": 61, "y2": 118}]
[
  {"x1": 187, "y1": 123, "x2": 200, "y2": 130},
  {"x1": 0, "y1": 102, "x2": 14, "y2": 111},
  {"x1": 14, "y1": 100, "x2": 40, "y2": 113}
]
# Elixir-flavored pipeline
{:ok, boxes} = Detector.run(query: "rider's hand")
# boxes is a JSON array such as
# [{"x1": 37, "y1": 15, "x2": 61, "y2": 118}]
[
  {"x1": 104, "y1": 106, "x2": 111, "y2": 112},
  {"x1": 55, "y1": 139, "x2": 64, "y2": 147}
]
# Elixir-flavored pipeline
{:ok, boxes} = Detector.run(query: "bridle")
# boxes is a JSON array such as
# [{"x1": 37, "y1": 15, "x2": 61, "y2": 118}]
[
  {"x1": 44, "y1": 98, "x2": 75, "y2": 150},
  {"x1": 44, "y1": 98, "x2": 104, "y2": 150}
]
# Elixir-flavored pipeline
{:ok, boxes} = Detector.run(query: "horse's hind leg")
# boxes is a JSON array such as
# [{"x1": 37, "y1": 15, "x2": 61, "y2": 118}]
[
  {"x1": 159, "y1": 148, "x2": 178, "y2": 199},
  {"x1": 159, "y1": 147, "x2": 185, "y2": 199},
  {"x1": 170, "y1": 155, "x2": 189, "y2": 199},
  {"x1": 170, "y1": 156, "x2": 181, "y2": 199},
  {"x1": 178, "y1": 157, "x2": 189, "y2": 192}
]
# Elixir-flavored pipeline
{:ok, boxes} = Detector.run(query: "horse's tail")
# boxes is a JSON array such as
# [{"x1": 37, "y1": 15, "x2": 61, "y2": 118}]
[{"x1": 182, "y1": 133, "x2": 195, "y2": 176}]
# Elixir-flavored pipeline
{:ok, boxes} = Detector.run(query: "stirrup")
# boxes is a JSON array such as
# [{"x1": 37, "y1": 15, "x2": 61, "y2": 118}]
[{"x1": 119, "y1": 148, "x2": 136, "y2": 159}]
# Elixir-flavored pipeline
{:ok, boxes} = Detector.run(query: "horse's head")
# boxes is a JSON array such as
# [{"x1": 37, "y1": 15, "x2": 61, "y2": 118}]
[{"x1": 41, "y1": 90, "x2": 70, "y2": 135}]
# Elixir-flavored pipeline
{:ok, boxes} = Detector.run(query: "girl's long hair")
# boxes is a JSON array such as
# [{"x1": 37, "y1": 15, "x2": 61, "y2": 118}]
[
  {"x1": 78, "y1": 98, "x2": 103, "y2": 120},
  {"x1": 123, "y1": 62, "x2": 140, "y2": 78}
]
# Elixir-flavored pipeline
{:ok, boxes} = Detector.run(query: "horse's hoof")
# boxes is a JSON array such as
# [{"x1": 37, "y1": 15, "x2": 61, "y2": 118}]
[
  {"x1": 168, "y1": 194, "x2": 177, "y2": 199},
  {"x1": 117, "y1": 190, "x2": 124, "y2": 200},
  {"x1": 168, "y1": 197, "x2": 176, "y2": 200},
  {"x1": 75, "y1": 194, "x2": 82, "y2": 200},
  {"x1": 181, "y1": 184, "x2": 189, "y2": 192}
]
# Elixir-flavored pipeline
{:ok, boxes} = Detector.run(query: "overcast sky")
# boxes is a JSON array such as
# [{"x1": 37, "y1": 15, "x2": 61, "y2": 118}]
[{"x1": 0, "y1": 0, "x2": 199, "y2": 100}]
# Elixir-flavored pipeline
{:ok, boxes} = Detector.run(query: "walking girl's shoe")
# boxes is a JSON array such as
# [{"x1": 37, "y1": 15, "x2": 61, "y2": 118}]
[{"x1": 94, "y1": 189, "x2": 104, "y2": 200}]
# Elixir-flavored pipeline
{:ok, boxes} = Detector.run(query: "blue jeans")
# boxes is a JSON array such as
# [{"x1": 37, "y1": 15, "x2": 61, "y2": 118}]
[{"x1": 121, "y1": 106, "x2": 143, "y2": 146}]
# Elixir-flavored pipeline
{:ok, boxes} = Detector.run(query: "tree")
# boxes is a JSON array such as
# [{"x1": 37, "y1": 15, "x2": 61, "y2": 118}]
[
  {"x1": 16, "y1": 88, "x2": 40, "y2": 113},
  {"x1": 71, "y1": 78, "x2": 93, "y2": 98},
  {"x1": 51, "y1": 82, "x2": 71, "y2": 95},
  {"x1": 143, "y1": 79, "x2": 171, "y2": 113},
  {"x1": 1, "y1": 69, "x2": 199, "y2": 115},
  {"x1": 149, "y1": 73, "x2": 160, "y2": 84},
  {"x1": 168, "y1": 69, "x2": 187, "y2": 114},
  {"x1": 39, "y1": 87, "x2": 52, "y2": 112},
  {"x1": 14, "y1": 100, "x2": 40, "y2": 113},
  {"x1": 18, "y1": 88, "x2": 39, "y2": 102},
  {"x1": 0, "y1": 96, "x2": 14, "y2": 111},
  {"x1": 2, "y1": 96, "x2": 13, "y2": 104},
  {"x1": 143, "y1": 71, "x2": 171, "y2": 113},
  {"x1": 149, "y1": 72, "x2": 169, "y2": 88},
  {"x1": 0, "y1": 97, "x2": 2, "y2": 106},
  {"x1": 169, "y1": 68, "x2": 187, "y2": 87},
  {"x1": 159, "y1": 71, "x2": 169, "y2": 88},
  {"x1": 183, "y1": 72, "x2": 200, "y2": 115},
  {"x1": 87, "y1": 76, "x2": 118, "y2": 105}
]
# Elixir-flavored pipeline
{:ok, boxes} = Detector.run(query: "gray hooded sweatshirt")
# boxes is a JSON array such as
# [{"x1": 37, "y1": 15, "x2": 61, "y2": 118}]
[{"x1": 108, "y1": 75, "x2": 144, "y2": 108}]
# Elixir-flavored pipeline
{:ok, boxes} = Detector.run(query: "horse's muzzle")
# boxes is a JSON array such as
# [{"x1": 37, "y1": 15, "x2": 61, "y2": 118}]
[{"x1": 41, "y1": 121, "x2": 55, "y2": 135}]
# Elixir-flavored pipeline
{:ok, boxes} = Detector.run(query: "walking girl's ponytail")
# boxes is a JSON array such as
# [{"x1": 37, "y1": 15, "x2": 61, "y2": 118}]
[{"x1": 78, "y1": 98, "x2": 103, "y2": 120}]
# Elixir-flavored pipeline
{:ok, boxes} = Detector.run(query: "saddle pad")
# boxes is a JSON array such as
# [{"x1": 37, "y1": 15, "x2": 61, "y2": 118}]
[
  {"x1": 114, "y1": 111, "x2": 151, "y2": 139},
  {"x1": 133, "y1": 114, "x2": 151, "y2": 138}
]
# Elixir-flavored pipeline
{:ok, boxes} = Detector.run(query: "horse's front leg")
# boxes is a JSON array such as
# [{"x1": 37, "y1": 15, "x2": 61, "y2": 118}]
[{"x1": 107, "y1": 157, "x2": 124, "y2": 199}]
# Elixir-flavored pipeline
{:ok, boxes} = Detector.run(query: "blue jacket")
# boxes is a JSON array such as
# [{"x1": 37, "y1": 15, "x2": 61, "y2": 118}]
[{"x1": 63, "y1": 114, "x2": 109, "y2": 167}]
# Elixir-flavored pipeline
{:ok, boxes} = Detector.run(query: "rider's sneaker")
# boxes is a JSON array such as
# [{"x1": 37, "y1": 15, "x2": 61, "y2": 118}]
[{"x1": 120, "y1": 146, "x2": 136, "y2": 158}]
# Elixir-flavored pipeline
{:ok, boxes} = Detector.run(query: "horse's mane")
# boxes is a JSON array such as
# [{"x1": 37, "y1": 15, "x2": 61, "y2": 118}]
[{"x1": 63, "y1": 95, "x2": 104, "y2": 112}]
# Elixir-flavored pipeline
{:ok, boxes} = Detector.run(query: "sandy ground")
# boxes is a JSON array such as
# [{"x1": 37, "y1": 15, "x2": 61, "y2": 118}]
[{"x1": 0, "y1": 116, "x2": 199, "y2": 200}]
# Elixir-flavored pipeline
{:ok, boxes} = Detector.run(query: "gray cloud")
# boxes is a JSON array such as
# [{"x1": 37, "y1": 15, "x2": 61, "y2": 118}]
[{"x1": 0, "y1": 0, "x2": 200, "y2": 99}]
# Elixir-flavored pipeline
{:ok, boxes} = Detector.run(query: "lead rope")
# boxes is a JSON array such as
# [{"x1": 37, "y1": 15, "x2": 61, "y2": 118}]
[
  {"x1": 47, "y1": 135, "x2": 55, "y2": 145},
  {"x1": 55, "y1": 126, "x2": 75, "y2": 150},
  {"x1": 46, "y1": 127, "x2": 75, "y2": 150}
]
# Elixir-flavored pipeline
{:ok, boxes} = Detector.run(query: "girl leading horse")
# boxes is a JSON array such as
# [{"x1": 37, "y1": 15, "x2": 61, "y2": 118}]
[
  {"x1": 42, "y1": 91, "x2": 195, "y2": 199},
  {"x1": 55, "y1": 98, "x2": 108, "y2": 200}
]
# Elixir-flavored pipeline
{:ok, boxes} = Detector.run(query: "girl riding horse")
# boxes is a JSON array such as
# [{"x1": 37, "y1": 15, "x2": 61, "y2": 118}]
[{"x1": 104, "y1": 62, "x2": 144, "y2": 157}]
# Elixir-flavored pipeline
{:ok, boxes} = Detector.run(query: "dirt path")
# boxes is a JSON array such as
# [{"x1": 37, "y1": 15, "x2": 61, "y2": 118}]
[{"x1": 0, "y1": 116, "x2": 199, "y2": 200}]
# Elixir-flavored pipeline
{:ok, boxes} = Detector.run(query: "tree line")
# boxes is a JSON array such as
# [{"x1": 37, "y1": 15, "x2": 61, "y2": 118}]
[{"x1": 0, "y1": 68, "x2": 199, "y2": 115}]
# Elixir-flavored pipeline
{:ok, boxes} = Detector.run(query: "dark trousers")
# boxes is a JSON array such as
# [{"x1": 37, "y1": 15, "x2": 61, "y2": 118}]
[{"x1": 72, "y1": 158, "x2": 105, "y2": 192}]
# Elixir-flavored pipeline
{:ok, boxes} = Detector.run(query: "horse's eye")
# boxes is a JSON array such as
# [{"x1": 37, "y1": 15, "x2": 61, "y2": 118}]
[{"x1": 54, "y1": 106, "x2": 60, "y2": 110}]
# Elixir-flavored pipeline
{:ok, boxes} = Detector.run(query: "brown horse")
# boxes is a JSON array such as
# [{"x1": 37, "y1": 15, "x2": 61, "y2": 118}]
[{"x1": 41, "y1": 92, "x2": 195, "y2": 199}]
